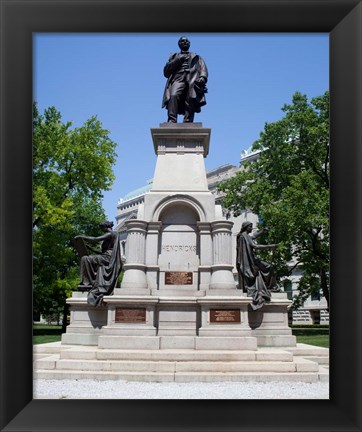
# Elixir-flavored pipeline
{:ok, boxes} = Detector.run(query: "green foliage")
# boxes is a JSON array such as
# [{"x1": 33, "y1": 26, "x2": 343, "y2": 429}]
[
  {"x1": 218, "y1": 92, "x2": 330, "y2": 309},
  {"x1": 291, "y1": 328, "x2": 329, "y2": 336},
  {"x1": 33, "y1": 103, "x2": 118, "y2": 318},
  {"x1": 290, "y1": 324, "x2": 329, "y2": 328},
  {"x1": 117, "y1": 269, "x2": 125, "y2": 287},
  {"x1": 33, "y1": 325, "x2": 63, "y2": 335}
]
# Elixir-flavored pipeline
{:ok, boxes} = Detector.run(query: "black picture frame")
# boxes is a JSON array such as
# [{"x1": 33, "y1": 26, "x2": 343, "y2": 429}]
[{"x1": 1, "y1": 0, "x2": 361, "y2": 431}]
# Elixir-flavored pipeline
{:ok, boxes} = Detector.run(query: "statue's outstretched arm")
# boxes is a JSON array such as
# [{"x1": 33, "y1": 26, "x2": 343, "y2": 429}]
[
  {"x1": 76, "y1": 232, "x2": 112, "y2": 244},
  {"x1": 253, "y1": 242, "x2": 277, "y2": 251},
  {"x1": 251, "y1": 227, "x2": 269, "y2": 240}
]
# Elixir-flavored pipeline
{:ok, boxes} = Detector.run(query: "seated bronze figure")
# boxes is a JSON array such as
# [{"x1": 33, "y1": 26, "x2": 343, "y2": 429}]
[{"x1": 74, "y1": 221, "x2": 122, "y2": 306}]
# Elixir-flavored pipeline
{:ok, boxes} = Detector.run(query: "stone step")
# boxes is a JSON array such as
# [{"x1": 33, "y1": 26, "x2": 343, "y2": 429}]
[
  {"x1": 318, "y1": 366, "x2": 329, "y2": 382},
  {"x1": 59, "y1": 348, "x2": 293, "y2": 363},
  {"x1": 33, "y1": 353, "x2": 56, "y2": 360},
  {"x1": 304, "y1": 355, "x2": 329, "y2": 365},
  {"x1": 97, "y1": 335, "x2": 258, "y2": 351},
  {"x1": 34, "y1": 355, "x2": 60, "y2": 370},
  {"x1": 34, "y1": 369, "x2": 175, "y2": 382},
  {"x1": 33, "y1": 342, "x2": 63, "y2": 354},
  {"x1": 34, "y1": 369, "x2": 320, "y2": 383},
  {"x1": 56, "y1": 359, "x2": 176, "y2": 373},
  {"x1": 173, "y1": 371, "x2": 320, "y2": 383},
  {"x1": 60, "y1": 347, "x2": 97, "y2": 360},
  {"x1": 292, "y1": 357, "x2": 320, "y2": 372},
  {"x1": 286, "y1": 343, "x2": 329, "y2": 357},
  {"x1": 35, "y1": 356, "x2": 318, "y2": 373}
]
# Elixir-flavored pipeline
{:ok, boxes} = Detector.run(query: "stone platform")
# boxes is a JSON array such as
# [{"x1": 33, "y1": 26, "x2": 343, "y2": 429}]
[
  {"x1": 34, "y1": 290, "x2": 328, "y2": 384},
  {"x1": 33, "y1": 342, "x2": 329, "y2": 383},
  {"x1": 61, "y1": 291, "x2": 296, "y2": 350}
]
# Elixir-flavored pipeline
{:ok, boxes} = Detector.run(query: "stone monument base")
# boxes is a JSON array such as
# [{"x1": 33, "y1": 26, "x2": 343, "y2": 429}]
[
  {"x1": 62, "y1": 291, "x2": 295, "y2": 350},
  {"x1": 33, "y1": 291, "x2": 329, "y2": 383}
]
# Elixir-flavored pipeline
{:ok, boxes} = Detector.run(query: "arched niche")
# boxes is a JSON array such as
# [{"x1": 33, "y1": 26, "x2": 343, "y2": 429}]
[
  {"x1": 157, "y1": 202, "x2": 200, "y2": 288},
  {"x1": 159, "y1": 203, "x2": 200, "y2": 225},
  {"x1": 152, "y1": 195, "x2": 206, "y2": 223}
]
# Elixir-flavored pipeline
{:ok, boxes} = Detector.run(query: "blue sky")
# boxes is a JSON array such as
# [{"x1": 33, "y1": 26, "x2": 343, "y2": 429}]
[{"x1": 33, "y1": 33, "x2": 329, "y2": 222}]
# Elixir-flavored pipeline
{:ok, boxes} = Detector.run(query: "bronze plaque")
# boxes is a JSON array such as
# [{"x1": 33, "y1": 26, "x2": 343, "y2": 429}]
[
  {"x1": 165, "y1": 272, "x2": 193, "y2": 285},
  {"x1": 115, "y1": 307, "x2": 146, "y2": 323},
  {"x1": 210, "y1": 309, "x2": 241, "y2": 323}
]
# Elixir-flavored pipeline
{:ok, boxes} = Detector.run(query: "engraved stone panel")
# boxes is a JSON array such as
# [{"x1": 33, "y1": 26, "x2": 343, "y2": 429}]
[{"x1": 158, "y1": 205, "x2": 199, "y2": 268}]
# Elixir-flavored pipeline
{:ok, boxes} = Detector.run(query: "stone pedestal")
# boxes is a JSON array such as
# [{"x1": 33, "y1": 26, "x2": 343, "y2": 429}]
[
  {"x1": 248, "y1": 294, "x2": 296, "y2": 347},
  {"x1": 62, "y1": 292, "x2": 107, "y2": 345},
  {"x1": 62, "y1": 123, "x2": 295, "y2": 353},
  {"x1": 196, "y1": 296, "x2": 257, "y2": 350},
  {"x1": 150, "y1": 123, "x2": 211, "y2": 192},
  {"x1": 63, "y1": 292, "x2": 294, "y2": 350}
]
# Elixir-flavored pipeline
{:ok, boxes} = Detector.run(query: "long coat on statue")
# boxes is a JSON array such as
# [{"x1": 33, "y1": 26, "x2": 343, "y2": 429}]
[{"x1": 162, "y1": 52, "x2": 208, "y2": 115}]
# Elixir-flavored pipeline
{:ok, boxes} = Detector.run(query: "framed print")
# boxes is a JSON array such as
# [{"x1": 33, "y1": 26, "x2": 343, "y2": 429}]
[{"x1": 1, "y1": 0, "x2": 361, "y2": 431}]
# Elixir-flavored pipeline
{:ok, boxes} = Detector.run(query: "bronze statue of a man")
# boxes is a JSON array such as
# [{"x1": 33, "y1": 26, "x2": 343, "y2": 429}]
[
  {"x1": 236, "y1": 221, "x2": 280, "y2": 310},
  {"x1": 162, "y1": 37, "x2": 208, "y2": 123},
  {"x1": 74, "y1": 221, "x2": 122, "y2": 307}
]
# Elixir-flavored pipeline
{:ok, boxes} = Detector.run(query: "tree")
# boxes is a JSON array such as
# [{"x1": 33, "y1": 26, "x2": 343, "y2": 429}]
[
  {"x1": 218, "y1": 92, "x2": 330, "y2": 310},
  {"x1": 33, "y1": 104, "x2": 118, "y2": 325}
]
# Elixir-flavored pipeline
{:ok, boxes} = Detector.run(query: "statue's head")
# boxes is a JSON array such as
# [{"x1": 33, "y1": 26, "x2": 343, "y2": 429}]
[
  {"x1": 241, "y1": 221, "x2": 253, "y2": 232},
  {"x1": 99, "y1": 221, "x2": 114, "y2": 231},
  {"x1": 178, "y1": 36, "x2": 190, "y2": 51}
]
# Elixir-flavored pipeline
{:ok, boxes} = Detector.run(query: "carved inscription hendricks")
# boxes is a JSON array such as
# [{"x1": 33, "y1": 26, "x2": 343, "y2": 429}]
[
  {"x1": 162, "y1": 245, "x2": 196, "y2": 253},
  {"x1": 210, "y1": 309, "x2": 241, "y2": 323}
]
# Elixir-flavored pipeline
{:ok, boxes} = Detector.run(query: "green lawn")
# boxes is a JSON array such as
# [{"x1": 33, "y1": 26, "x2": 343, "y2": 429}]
[
  {"x1": 33, "y1": 324, "x2": 62, "y2": 344},
  {"x1": 33, "y1": 335, "x2": 62, "y2": 344},
  {"x1": 292, "y1": 327, "x2": 329, "y2": 348},
  {"x1": 295, "y1": 334, "x2": 329, "y2": 348}
]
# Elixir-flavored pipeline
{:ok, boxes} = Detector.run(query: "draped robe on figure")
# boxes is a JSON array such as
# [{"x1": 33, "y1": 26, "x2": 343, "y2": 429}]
[{"x1": 236, "y1": 231, "x2": 279, "y2": 310}]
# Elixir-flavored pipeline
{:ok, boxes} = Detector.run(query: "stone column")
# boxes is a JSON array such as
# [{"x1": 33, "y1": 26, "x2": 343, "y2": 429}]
[
  {"x1": 197, "y1": 222, "x2": 212, "y2": 291},
  {"x1": 145, "y1": 221, "x2": 162, "y2": 291},
  {"x1": 121, "y1": 220, "x2": 148, "y2": 291},
  {"x1": 209, "y1": 220, "x2": 237, "y2": 292}
]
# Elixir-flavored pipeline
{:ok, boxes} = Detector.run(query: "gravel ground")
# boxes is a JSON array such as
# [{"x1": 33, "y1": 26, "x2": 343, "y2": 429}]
[{"x1": 34, "y1": 379, "x2": 329, "y2": 399}]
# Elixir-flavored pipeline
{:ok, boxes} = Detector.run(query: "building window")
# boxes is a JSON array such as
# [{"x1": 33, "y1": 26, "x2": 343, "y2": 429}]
[
  {"x1": 311, "y1": 290, "x2": 321, "y2": 301},
  {"x1": 310, "y1": 310, "x2": 321, "y2": 324},
  {"x1": 283, "y1": 279, "x2": 293, "y2": 301}
]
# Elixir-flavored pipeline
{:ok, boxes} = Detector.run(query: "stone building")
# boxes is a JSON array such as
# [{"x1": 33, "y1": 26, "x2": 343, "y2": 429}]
[{"x1": 115, "y1": 147, "x2": 329, "y2": 324}]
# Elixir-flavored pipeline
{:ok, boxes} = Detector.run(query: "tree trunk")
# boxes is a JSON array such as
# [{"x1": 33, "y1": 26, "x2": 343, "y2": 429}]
[
  {"x1": 61, "y1": 303, "x2": 69, "y2": 334},
  {"x1": 320, "y1": 268, "x2": 329, "y2": 311}
]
